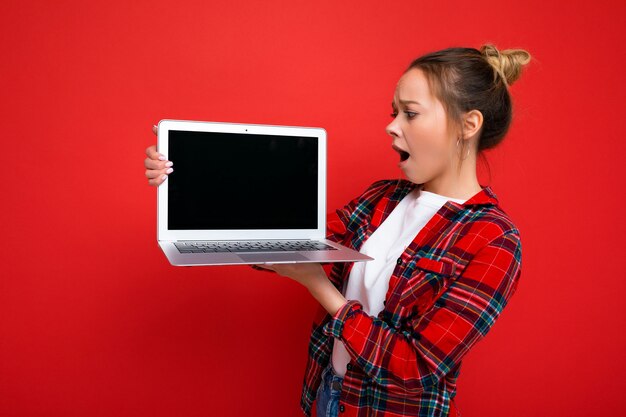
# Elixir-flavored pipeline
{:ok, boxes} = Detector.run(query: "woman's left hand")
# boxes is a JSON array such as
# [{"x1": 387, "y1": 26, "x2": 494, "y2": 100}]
[
  {"x1": 251, "y1": 262, "x2": 327, "y2": 289},
  {"x1": 251, "y1": 262, "x2": 348, "y2": 316}
]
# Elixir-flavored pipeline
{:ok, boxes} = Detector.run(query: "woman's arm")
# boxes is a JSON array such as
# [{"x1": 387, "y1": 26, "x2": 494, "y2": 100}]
[
  {"x1": 307, "y1": 273, "x2": 349, "y2": 317},
  {"x1": 321, "y1": 230, "x2": 523, "y2": 396}
]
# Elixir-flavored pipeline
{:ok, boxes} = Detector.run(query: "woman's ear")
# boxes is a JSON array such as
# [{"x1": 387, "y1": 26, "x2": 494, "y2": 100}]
[{"x1": 461, "y1": 109, "x2": 484, "y2": 140}]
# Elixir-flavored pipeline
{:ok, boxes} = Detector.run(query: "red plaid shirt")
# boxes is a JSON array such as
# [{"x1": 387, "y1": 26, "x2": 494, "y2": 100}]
[{"x1": 258, "y1": 178, "x2": 523, "y2": 417}]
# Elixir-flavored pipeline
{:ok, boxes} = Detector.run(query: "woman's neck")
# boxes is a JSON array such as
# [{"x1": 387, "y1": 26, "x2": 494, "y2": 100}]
[{"x1": 421, "y1": 176, "x2": 482, "y2": 201}]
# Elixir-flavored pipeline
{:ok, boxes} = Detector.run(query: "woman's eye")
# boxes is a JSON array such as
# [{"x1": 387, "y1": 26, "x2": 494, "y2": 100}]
[{"x1": 390, "y1": 111, "x2": 418, "y2": 119}]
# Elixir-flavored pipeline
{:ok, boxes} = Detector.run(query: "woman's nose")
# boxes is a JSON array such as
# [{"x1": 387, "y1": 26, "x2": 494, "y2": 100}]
[{"x1": 386, "y1": 120, "x2": 400, "y2": 138}]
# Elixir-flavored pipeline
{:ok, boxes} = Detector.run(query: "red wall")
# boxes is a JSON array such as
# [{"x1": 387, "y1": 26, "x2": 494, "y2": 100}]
[{"x1": 1, "y1": 1, "x2": 624, "y2": 416}]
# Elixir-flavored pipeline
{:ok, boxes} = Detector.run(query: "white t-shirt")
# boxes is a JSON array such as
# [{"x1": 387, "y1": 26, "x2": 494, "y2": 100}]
[{"x1": 331, "y1": 188, "x2": 467, "y2": 377}]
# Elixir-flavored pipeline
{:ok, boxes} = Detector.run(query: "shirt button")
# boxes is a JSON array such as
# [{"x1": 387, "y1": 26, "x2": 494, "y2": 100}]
[
  {"x1": 347, "y1": 363, "x2": 352, "y2": 371},
  {"x1": 339, "y1": 404, "x2": 345, "y2": 412},
  {"x1": 396, "y1": 257, "x2": 402, "y2": 265}
]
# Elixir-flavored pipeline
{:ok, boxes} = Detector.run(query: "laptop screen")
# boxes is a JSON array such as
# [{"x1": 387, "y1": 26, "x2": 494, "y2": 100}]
[{"x1": 167, "y1": 130, "x2": 319, "y2": 230}]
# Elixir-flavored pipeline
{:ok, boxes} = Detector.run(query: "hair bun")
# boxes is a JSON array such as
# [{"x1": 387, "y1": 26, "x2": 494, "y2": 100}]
[{"x1": 480, "y1": 43, "x2": 531, "y2": 87}]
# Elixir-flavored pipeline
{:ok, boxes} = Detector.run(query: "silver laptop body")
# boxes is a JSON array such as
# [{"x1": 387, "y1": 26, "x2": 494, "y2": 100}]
[{"x1": 156, "y1": 119, "x2": 374, "y2": 266}]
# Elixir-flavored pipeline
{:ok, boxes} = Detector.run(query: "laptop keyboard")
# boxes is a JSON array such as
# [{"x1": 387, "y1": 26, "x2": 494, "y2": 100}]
[{"x1": 174, "y1": 240, "x2": 338, "y2": 254}]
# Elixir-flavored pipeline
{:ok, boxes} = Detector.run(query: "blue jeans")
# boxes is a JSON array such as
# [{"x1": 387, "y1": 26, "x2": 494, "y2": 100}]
[{"x1": 316, "y1": 362, "x2": 344, "y2": 417}]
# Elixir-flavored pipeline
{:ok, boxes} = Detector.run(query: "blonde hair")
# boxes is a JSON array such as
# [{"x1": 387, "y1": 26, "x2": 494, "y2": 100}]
[{"x1": 480, "y1": 44, "x2": 532, "y2": 87}]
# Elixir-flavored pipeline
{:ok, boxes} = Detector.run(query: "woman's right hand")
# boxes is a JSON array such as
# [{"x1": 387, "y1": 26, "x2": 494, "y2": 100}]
[{"x1": 144, "y1": 124, "x2": 173, "y2": 187}]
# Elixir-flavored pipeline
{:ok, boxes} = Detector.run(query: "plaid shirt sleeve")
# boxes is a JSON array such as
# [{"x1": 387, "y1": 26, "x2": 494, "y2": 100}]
[
  {"x1": 326, "y1": 179, "x2": 389, "y2": 243},
  {"x1": 322, "y1": 229, "x2": 522, "y2": 396}
]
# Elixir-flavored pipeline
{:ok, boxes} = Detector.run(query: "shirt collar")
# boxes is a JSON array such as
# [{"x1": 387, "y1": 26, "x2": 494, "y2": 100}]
[
  {"x1": 406, "y1": 180, "x2": 499, "y2": 207},
  {"x1": 461, "y1": 184, "x2": 499, "y2": 207}
]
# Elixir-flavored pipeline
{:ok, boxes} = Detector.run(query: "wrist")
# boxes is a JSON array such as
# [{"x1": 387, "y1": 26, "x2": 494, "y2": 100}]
[{"x1": 308, "y1": 274, "x2": 347, "y2": 316}]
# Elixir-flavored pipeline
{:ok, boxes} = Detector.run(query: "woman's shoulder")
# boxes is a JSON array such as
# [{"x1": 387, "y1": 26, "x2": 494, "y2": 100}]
[
  {"x1": 449, "y1": 195, "x2": 523, "y2": 268},
  {"x1": 347, "y1": 178, "x2": 417, "y2": 214},
  {"x1": 463, "y1": 196, "x2": 522, "y2": 250},
  {"x1": 361, "y1": 177, "x2": 416, "y2": 198}
]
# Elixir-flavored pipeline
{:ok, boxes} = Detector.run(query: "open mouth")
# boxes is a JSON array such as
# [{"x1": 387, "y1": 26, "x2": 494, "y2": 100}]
[{"x1": 392, "y1": 144, "x2": 410, "y2": 162}]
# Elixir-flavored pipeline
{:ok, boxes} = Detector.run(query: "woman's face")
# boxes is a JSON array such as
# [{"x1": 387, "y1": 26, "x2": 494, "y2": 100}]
[{"x1": 386, "y1": 68, "x2": 458, "y2": 185}]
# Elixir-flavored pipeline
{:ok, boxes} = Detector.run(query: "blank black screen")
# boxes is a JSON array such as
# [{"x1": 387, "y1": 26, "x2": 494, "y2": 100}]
[{"x1": 167, "y1": 130, "x2": 319, "y2": 230}]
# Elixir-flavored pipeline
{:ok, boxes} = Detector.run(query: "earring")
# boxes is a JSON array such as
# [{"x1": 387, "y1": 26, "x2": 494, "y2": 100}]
[{"x1": 456, "y1": 137, "x2": 471, "y2": 160}]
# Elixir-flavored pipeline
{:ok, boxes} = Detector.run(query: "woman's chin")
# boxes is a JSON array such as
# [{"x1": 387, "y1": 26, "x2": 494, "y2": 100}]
[{"x1": 402, "y1": 169, "x2": 428, "y2": 185}]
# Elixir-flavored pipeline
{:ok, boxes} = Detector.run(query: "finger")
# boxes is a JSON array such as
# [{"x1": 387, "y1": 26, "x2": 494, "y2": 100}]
[
  {"x1": 144, "y1": 156, "x2": 173, "y2": 171},
  {"x1": 145, "y1": 144, "x2": 167, "y2": 162},
  {"x1": 152, "y1": 125, "x2": 158, "y2": 135},
  {"x1": 249, "y1": 264, "x2": 278, "y2": 274},
  {"x1": 145, "y1": 164, "x2": 173, "y2": 177},
  {"x1": 145, "y1": 165, "x2": 173, "y2": 183},
  {"x1": 147, "y1": 173, "x2": 169, "y2": 187}
]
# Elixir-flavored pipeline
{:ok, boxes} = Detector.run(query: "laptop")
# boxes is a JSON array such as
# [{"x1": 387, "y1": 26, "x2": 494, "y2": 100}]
[{"x1": 156, "y1": 119, "x2": 374, "y2": 266}]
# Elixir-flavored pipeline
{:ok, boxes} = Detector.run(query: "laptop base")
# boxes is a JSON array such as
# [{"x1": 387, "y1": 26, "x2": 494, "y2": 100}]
[{"x1": 158, "y1": 240, "x2": 374, "y2": 266}]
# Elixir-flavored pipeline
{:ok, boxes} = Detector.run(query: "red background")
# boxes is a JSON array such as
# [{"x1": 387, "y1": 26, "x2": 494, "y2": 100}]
[{"x1": 1, "y1": 1, "x2": 624, "y2": 416}]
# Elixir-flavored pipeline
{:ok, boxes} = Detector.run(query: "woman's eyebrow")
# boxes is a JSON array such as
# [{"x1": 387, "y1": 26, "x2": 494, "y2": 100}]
[{"x1": 391, "y1": 99, "x2": 422, "y2": 107}]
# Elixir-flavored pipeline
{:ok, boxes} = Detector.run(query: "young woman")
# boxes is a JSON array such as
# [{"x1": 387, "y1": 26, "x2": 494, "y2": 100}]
[{"x1": 143, "y1": 44, "x2": 531, "y2": 417}]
